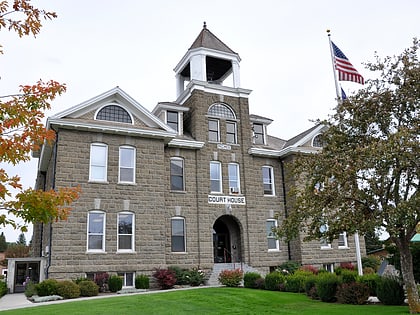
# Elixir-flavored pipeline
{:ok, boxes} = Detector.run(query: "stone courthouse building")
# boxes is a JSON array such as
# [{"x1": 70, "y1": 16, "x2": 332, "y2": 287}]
[{"x1": 8, "y1": 25, "x2": 365, "y2": 291}]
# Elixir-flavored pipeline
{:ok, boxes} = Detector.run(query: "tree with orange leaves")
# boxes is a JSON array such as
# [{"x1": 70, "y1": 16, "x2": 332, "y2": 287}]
[{"x1": 0, "y1": 1, "x2": 80, "y2": 232}]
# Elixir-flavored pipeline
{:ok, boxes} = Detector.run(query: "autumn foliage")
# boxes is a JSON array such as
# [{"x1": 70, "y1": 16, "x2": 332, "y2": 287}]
[{"x1": 0, "y1": 1, "x2": 80, "y2": 231}]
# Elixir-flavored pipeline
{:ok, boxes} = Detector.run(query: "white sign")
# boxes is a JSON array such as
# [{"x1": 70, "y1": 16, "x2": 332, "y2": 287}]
[
  {"x1": 217, "y1": 144, "x2": 231, "y2": 150},
  {"x1": 208, "y1": 195, "x2": 246, "y2": 205}
]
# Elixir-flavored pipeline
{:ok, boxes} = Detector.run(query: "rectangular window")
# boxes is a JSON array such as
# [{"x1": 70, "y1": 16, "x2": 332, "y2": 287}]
[
  {"x1": 266, "y1": 219, "x2": 279, "y2": 251},
  {"x1": 228, "y1": 163, "x2": 240, "y2": 194},
  {"x1": 210, "y1": 161, "x2": 222, "y2": 193},
  {"x1": 170, "y1": 158, "x2": 184, "y2": 191},
  {"x1": 253, "y1": 123, "x2": 265, "y2": 144},
  {"x1": 87, "y1": 211, "x2": 105, "y2": 251},
  {"x1": 118, "y1": 212, "x2": 134, "y2": 251},
  {"x1": 262, "y1": 166, "x2": 275, "y2": 195},
  {"x1": 226, "y1": 121, "x2": 237, "y2": 144},
  {"x1": 167, "y1": 111, "x2": 179, "y2": 132},
  {"x1": 89, "y1": 143, "x2": 108, "y2": 182},
  {"x1": 208, "y1": 119, "x2": 220, "y2": 142},
  {"x1": 338, "y1": 232, "x2": 348, "y2": 248},
  {"x1": 118, "y1": 272, "x2": 134, "y2": 288},
  {"x1": 119, "y1": 146, "x2": 135, "y2": 183},
  {"x1": 323, "y1": 263, "x2": 334, "y2": 273},
  {"x1": 171, "y1": 217, "x2": 186, "y2": 252}
]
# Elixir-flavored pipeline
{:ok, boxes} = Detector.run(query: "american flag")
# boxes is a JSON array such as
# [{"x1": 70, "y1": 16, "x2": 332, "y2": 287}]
[{"x1": 331, "y1": 41, "x2": 364, "y2": 85}]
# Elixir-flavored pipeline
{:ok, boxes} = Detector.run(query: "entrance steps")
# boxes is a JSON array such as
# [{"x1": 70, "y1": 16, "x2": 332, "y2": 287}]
[{"x1": 207, "y1": 262, "x2": 265, "y2": 286}]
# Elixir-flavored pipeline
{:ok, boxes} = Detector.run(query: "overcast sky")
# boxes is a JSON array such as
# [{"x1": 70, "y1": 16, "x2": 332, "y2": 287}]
[{"x1": 1, "y1": 0, "x2": 419, "y2": 242}]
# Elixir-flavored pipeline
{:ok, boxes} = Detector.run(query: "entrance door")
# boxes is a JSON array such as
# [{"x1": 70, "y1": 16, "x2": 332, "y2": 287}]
[
  {"x1": 14, "y1": 262, "x2": 40, "y2": 293},
  {"x1": 213, "y1": 233, "x2": 231, "y2": 263},
  {"x1": 213, "y1": 215, "x2": 241, "y2": 263}
]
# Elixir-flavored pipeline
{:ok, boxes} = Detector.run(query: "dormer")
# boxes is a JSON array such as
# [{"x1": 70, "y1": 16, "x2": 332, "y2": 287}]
[
  {"x1": 250, "y1": 114, "x2": 273, "y2": 145},
  {"x1": 152, "y1": 102, "x2": 189, "y2": 136},
  {"x1": 173, "y1": 22, "x2": 241, "y2": 97}
]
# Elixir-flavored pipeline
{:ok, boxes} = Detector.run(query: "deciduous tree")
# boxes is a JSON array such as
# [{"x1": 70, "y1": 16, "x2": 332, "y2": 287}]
[
  {"x1": 0, "y1": 1, "x2": 80, "y2": 232},
  {"x1": 277, "y1": 39, "x2": 419, "y2": 313}
]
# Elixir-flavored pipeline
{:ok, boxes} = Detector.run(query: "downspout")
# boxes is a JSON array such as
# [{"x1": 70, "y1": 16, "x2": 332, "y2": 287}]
[
  {"x1": 280, "y1": 159, "x2": 292, "y2": 261},
  {"x1": 195, "y1": 149, "x2": 201, "y2": 267},
  {"x1": 39, "y1": 171, "x2": 47, "y2": 258},
  {"x1": 46, "y1": 131, "x2": 59, "y2": 278}
]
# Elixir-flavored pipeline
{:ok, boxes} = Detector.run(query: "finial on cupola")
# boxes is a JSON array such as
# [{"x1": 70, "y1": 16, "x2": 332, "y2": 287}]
[{"x1": 203, "y1": 21, "x2": 207, "y2": 29}]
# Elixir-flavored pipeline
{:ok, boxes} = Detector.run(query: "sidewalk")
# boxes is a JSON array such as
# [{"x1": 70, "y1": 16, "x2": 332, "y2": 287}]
[{"x1": 0, "y1": 293, "x2": 33, "y2": 311}]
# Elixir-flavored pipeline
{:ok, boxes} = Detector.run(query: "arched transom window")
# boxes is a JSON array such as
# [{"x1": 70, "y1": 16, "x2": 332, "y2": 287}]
[
  {"x1": 96, "y1": 105, "x2": 132, "y2": 124},
  {"x1": 208, "y1": 103, "x2": 236, "y2": 119},
  {"x1": 312, "y1": 134, "x2": 324, "y2": 148}
]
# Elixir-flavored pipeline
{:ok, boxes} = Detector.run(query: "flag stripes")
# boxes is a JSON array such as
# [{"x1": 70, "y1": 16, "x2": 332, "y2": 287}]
[{"x1": 331, "y1": 41, "x2": 364, "y2": 85}]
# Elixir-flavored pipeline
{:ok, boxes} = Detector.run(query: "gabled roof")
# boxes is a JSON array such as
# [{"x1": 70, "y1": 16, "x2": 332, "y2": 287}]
[{"x1": 189, "y1": 22, "x2": 237, "y2": 55}]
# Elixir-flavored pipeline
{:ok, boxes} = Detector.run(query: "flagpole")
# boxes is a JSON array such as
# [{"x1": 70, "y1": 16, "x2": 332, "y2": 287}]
[{"x1": 327, "y1": 30, "x2": 341, "y2": 101}]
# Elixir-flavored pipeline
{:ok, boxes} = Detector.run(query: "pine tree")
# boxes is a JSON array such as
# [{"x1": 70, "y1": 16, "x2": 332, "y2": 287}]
[{"x1": 0, "y1": 232, "x2": 7, "y2": 252}]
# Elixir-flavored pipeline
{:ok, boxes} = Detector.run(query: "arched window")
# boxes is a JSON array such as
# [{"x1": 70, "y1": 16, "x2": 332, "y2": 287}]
[
  {"x1": 96, "y1": 105, "x2": 132, "y2": 124},
  {"x1": 208, "y1": 103, "x2": 236, "y2": 119},
  {"x1": 312, "y1": 134, "x2": 324, "y2": 148}
]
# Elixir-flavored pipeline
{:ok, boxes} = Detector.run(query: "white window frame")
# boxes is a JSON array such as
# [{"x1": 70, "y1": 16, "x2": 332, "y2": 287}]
[
  {"x1": 226, "y1": 121, "x2": 237, "y2": 144},
  {"x1": 171, "y1": 217, "x2": 186, "y2": 253},
  {"x1": 117, "y1": 272, "x2": 135, "y2": 288},
  {"x1": 208, "y1": 119, "x2": 220, "y2": 142},
  {"x1": 253, "y1": 123, "x2": 265, "y2": 145},
  {"x1": 228, "y1": 163, "x2": 240, "y2": 194},
  {"x1": 266, "y1": 219, "x2": 280, "y2": 251},
  {"x1": 117, "y1": 212, "x2": 134, "y2": 252},
  {"x1": 87, "y1": 211, "x2": 106, "y2": 252},
  {"x1": 338, "y1": 232, "x2": 348, "y2": 249},
  {"x1": 170, "y1": 157, "x2": 185, "y2": 191},
  {"x1": 89, "y1": 143, "x2": 108, "y2": 182},
  {"x1": 323, "y1": 263, "x2": 335, "y2": 273},
  {"x1": 320, "y1": 224, "x2": 332, "y2": 249},
  {"x1": 166, "y1": 110, "x2": 179, "y2": 133},
  {"x1": 119, "y1": 146, "x2": 136, "y2": 184},
  {"x1": 210, "y1": 161, "x2": 222, "y2": 193},
  {"x1": 262, "y1": 166, "x2": 275, "y2": 196}
]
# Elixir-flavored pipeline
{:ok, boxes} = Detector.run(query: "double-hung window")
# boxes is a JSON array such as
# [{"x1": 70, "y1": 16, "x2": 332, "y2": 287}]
[
  {"x1": 89, "y1": 143, "x2": 108, "y2": 182},
  {"x1": 170, "y1": 157, "x2": 184, "y2": 191},
  {"x1": 262, "y1": 166, "x2": 275, "y2": 195},
  {"x1": 266, "y1": 219, "x2": 279, "y2": 251},
  {"x1": 167, "y1": 111, "x2": 179, "y2": 133},
  {"x1": 87, "y1": 211, "x2": 105, "y2": 252},
  {"x1": 338, "y1": 232, "x2": 348, "y2": 248},
  {"x1": 226, "y1": 121, "x2": 237, "y2": 144},
  {"x1": 253, "y1": 123, "x2": 265, "y2": 144},
  {"x1": 210, "y1": 161, "x2": 222, "y2": 193},
  {"x1": 208, "y1": 119, "x2": 220, "y2": 142},
  {"x1": 118, "y1": 212, "x2": 134, "y2": 251},
  {"x1": 119, "y1": 146, "x2": 135, "y2": 183},
  {"x1": 171, "y1": 217, "x2": 186, "y2": 252},
  {"x1": 228, "y1": 163, "x2": 240, "y2": 194}
]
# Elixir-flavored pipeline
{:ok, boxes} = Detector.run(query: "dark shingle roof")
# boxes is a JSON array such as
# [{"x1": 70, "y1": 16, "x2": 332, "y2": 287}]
[{"x1": 189, "y1": 23, "x2": 237, "y2": 54}]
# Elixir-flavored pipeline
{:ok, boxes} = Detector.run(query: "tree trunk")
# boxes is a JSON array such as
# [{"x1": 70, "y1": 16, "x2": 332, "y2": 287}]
[{"x1": 397, "y1": 238, "x2": 420, "y2": 314}]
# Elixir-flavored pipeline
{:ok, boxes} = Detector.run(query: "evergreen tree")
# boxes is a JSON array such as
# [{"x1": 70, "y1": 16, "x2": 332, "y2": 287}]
[
  {"x1": 0, "y1": 232, "x2": 7, "y2": 252},
  {"x1": 16, "y1": 233, "x2": 26, "y2": 246}
]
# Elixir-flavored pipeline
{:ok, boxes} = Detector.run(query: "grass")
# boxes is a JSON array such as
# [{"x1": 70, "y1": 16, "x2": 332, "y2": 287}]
[{"x1": 1, "y1": 287, "x2": 409, "y2": 315}]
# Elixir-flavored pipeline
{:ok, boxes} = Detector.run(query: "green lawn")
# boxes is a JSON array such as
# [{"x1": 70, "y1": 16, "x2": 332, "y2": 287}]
[{"x1": 2, "y1": 287, "x2": 409, "y2": 315}]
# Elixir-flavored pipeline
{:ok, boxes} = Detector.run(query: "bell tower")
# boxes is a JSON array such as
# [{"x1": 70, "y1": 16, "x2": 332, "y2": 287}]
[{"x1": 174, "y1": 22, "x2": 242, "y2": 97}]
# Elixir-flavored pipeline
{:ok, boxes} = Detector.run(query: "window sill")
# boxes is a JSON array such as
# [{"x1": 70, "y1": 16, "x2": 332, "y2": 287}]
[
  {"x1": 117, "y1": 182, "x2": 137, "y2": 186},
  {"x1": 263, "y1": 194, "x2": 276, "y2": 197},
  {"x1": 268, "y1": 249, "x2": 280, "y2": 252},
  {"x1": 116, "y1": 250, "x2": 136, "y2": 254},
  {"x1": 338, "y1": 246, "x2": 349, "y2": 250},
  {"x1": 171, "y1": 251, "x2": 187, "y2": 254},
  {"x1": 86, "y1": 251, "x2": 107, "y2": 254},
  {"x1": 88, "y1": 180, "x2": 109, "y2": 184},
  {"x1": 320, "y1": 247, "x2": 332, "y2": 250},
  {"x1": 170, "y1": 190, "x2": 187, "y2": 194}
]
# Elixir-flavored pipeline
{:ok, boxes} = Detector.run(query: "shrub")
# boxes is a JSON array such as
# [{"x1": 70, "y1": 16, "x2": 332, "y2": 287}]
[
  {"x1": 376, "y1": 276, "x2": 405, "y2": 305},
  {"x1": 284, "y1": 271, "x2": 311, "y2": 293},
  {"x1": 336, "y1": 282, "x2": 370, "y2": 305},
  {"x1": 135, "y1": 274, "x2": 150, "y2": 289},
  {"x1": 186, "y1": 269, "x2": 205, "y2": 286},
  {"x1": 264, "y1": 271, "x2": 285, "y2": 291},
  {"x1": 108, "y1": 275, "x2": 123, "y2": 293},
  {"x1": 363, "y1": 267, "x2": 375, "y2": 274},
  {"x1": 168, "y1": 266, "x2": 188, "y2": 285},
  {"x1": 255, "y1": 277, "x2": 265, "y2": 289},
  {"x1": 357, "y1": 273, "x2": 379, "y2": 296},
  {"x1": 278, "y1": 261, "x2": 300, "y2": 274},
  {"x1": 36, "y1": 279, "x2": 58, "y2": 296},
  {"x1": 304, "y1": 275, "x2": 318, "y2": 299},
  {"x1": 316, "y1": 273, "x2": 341, "y2": 302},
  {"x1": 340, "y1": 269, "x2": 358, "y2": 284},
  {"x1": 93, "y1": 272, "x2": 109, "y2": 292},
  {"x1": 243, "y1": 272, "x2": 262, "y2": 289},
  {"x1": 0, "y1": 281, "x2": 7, "y2": 298},
  {"x1": 218, "y1": 269, "x2": 243, "y2": 287},
  {"x1": 56, "y1": 280, "x2": 80, "y2": 299},
  {"x1": 78, "y1": 280, "x2": 99, "y2": 297},
  {"x1": 24, "y1": 281, "x2": 37, "y2": 297},
  {"x1": 300, "y1": 265, "x2": 318, "y2": 274},
  {"x1": 362, "y1": 256, "x2": 380, "y2": 271},
  {"x1": 153, "y1": 268, "x2": 177, "y2": 289},
  {"x1": 340, "y1": 262, "x2": 355, "y2": 271}
]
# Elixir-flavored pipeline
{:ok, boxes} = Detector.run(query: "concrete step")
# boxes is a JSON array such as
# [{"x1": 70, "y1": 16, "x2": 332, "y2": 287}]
[{"x1": 207, "y1": 263, "x2": 264, "y2": 286}]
